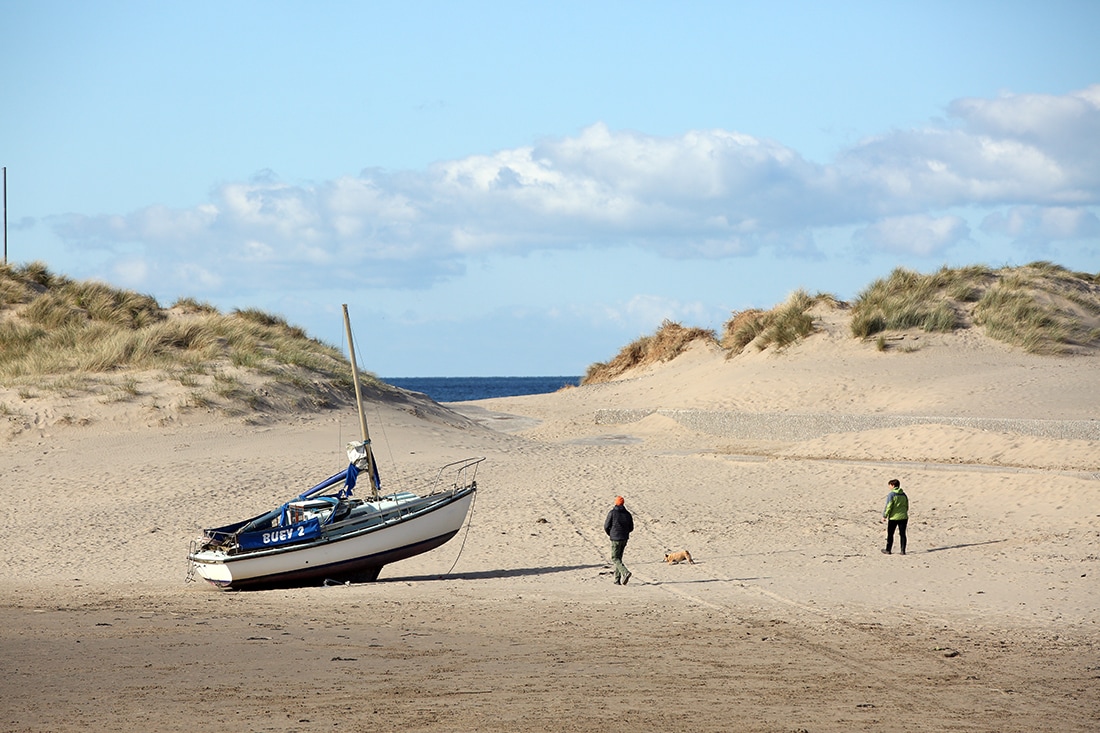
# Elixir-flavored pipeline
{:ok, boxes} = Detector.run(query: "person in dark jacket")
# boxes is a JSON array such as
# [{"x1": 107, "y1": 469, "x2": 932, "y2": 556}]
[
  {"x1": 604, "y1": 495, "x2": 634, "y2": 585},
  {"x1": 881, "y1": 479, "x2": 909, "y2": 555}
]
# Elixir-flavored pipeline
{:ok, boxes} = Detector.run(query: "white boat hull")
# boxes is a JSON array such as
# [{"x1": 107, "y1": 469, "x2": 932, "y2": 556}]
[{"x1": 189, "y1": 487, "x2": 474, "y2": 590}]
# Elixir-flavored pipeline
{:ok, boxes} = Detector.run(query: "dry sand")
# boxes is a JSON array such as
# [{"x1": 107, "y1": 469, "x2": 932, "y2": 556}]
[{"x1": 2, "y1": 323, "x2": 1098, "y2": 732}]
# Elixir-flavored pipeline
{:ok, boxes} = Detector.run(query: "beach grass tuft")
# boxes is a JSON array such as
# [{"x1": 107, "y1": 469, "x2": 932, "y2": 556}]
[
  {"x1": 582, "y1": 262, "x2": 1099, "y2": 383},
  {"x1": 722, "y1": 289, "x2": 840, "y2": 355},
  {"x1": 0, "y1": 261, "x2": 373, "y2": 416},
  {"x1": 851, "y1": 262, "x2": 1100, "y2": 353},
  {"x1": 583, "y1": 320, "x2": 718, "y2": 384}
]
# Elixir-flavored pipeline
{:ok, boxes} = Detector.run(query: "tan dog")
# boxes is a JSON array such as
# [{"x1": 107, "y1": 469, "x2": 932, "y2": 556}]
[{"x1": 664, "y1": 550, "x2": 694, "y2": 565}]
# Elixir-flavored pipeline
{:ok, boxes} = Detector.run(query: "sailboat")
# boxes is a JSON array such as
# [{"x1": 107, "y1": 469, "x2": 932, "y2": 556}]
[{"x1": 186, "y1": 305, "x2": 483, "y2": 590}]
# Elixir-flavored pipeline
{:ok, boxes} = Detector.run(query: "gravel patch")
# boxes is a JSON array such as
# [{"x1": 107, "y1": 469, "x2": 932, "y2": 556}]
[{"x1": 594, "y1": 409, "x2": 1100, "y2": 442}]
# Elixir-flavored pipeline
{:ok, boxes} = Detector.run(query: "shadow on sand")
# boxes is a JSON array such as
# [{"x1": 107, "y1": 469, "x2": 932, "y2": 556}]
[
  {"x1": 923, "y1": 539, "x2": 1007, "y2": 553},
  {"x1": 643, "y1": 576, "x2": 767, "y2": 586},
  {"x1": 379, "y1": 563, "x2": 606, "y2": 583}
]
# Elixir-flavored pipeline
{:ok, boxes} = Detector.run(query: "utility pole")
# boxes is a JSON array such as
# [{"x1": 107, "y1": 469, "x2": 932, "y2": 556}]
[{"x1": 2, "y1": 166, "x2": 7, "y2": 264}]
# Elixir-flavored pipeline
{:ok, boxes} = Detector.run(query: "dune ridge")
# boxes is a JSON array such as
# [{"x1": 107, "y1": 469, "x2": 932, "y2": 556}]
[{"x1": 2, "y1": 272, "x2": 1098, "y2": 732}]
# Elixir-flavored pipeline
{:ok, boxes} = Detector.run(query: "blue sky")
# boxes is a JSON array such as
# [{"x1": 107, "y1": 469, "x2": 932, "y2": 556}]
[{"x1": 3, "y1": 1, "x2": 1098, "y2": 376}]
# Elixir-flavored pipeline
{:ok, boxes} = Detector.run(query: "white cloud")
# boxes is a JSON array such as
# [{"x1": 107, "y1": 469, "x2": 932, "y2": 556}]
[
  {"x1": 173, "y1": 262, "x2": 223, "y2": 290},
  {"x1": 981, "y1": 205, "x2": 1100, "y2": 245},
  {"x1": 50, "y1": 87, "x2": 1100, "y2": 294},
  {"x1": 110, "y1": 258, "x2": 149, "y2": 287},
  {"x1": 838, "y1": 86, "x2": 1100, "y2": 211},
  {"x1": 948, "y1": 85, "x2": 1100, "y2": 173},
  {"x1": 580, "y1": 293, "x2": 720, "y2": 334},
  {"x1": 855, "y1": 214, "x2": 970, "y2": 256}
]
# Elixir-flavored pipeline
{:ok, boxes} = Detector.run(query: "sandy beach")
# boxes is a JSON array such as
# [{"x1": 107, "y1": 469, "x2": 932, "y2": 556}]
[{"x1": 2, "y1": 324, "x2": 1098, "y2": 732}]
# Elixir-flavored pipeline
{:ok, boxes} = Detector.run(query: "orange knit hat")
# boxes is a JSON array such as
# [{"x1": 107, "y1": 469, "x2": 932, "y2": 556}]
[{"x1": 614, "y1": 496, "x2": 625, "y2": 506}]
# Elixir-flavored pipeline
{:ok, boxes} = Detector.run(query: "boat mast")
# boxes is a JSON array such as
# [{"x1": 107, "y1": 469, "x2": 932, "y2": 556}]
[{"x1": 342, "y1": 304, "x2": 378, "y2": 500}]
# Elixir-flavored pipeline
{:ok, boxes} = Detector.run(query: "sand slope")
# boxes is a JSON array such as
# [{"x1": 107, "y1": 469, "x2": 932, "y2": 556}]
[{"x1": 1, "y1": 326, "x2": 1097, "y2": 732}]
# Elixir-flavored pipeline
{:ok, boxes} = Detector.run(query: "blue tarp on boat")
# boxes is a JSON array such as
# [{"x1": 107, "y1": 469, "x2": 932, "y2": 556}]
[{"x1": 237, "y1": 517, "x2": 322, "y2": 551}]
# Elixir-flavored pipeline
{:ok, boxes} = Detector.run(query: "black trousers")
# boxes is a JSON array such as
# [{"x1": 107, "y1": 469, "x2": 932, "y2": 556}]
[{"x1": 886, "y1": 518, "x2": 908, "y2": 553}]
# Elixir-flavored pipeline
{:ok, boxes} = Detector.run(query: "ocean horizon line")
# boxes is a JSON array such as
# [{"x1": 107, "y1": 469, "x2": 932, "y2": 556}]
[
  {"x1": 382, "y1": 374, "x2": 582, "y2": 379},
  {"x1": 383, "y1": 375, "x2": 582, "y2": 403}
]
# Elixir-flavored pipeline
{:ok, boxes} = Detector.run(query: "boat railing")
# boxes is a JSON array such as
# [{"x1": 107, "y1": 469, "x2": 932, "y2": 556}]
[
  {"x1": 381, "y1": 456, "x2": 485, "y2": 500},
  {"x1": 185, "y1": 539, "x2": 201, "y2": 582},
  {"x1": 434, "y1": 455, "x2": 485, "y2": 493}
]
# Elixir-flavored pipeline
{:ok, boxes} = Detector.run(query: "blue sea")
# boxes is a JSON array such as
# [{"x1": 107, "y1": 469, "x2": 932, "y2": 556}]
[{"x1": 384, "y1": 376, "x2": 581, "y2": 403}]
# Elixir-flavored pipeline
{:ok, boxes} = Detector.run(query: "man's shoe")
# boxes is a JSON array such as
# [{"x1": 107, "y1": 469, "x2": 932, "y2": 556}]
[
  {"x1": 900, "y1": 550, "x2": 906, "y2": 555},
  {"x1": 881, "y1": 549, "x2": 891, "y2": 554},
  {"x1": 621, "y1": 572, "x2": 631, "y2": 585}
]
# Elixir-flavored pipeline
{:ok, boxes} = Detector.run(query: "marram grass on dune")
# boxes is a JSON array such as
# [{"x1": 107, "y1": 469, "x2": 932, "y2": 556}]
[
  {"x1": 583, "y1": 261, "x2": 1100, "y2": 385},
  {"x1": 0, "y1": 261, "x2": 374, "y2": 417}
]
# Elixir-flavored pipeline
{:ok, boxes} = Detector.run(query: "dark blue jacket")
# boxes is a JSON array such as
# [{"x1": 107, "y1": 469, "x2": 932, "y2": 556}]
[{"x1": 604, "y1": 505, "x2": 634, "y2": 541}]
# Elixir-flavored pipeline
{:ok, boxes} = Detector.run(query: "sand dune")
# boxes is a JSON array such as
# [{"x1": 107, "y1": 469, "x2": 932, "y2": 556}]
[{"x1": 1, "y1": 327, "x2": 1097, "y2": 732}]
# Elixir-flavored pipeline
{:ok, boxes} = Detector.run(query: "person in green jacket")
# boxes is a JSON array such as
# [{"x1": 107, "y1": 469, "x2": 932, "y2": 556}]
[{"x1": 880, "y1": 479, "x2": 909, "y2": 555}]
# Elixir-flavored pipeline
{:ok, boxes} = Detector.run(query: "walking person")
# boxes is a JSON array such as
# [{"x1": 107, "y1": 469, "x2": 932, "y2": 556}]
[
  {"x1": 881, "y1": 479, "x2": 909, "y2": 555},
  {"x1": 604, "y1": 495, "x2": 634, "y2": 585}
]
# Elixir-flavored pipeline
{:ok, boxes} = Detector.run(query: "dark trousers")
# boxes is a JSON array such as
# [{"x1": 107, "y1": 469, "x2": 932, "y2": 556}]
[
  {"x1": 886, "y1": 519, "x2": 908, "y2": 553},
  {"x1": 610, "y1": 539, "x2": 630, "y2": 581}
]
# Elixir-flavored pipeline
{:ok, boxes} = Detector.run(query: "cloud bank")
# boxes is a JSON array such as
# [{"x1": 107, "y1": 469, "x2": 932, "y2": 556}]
[{"x1": 52, "y1": 86, "x2": 1100, "y2": 294}]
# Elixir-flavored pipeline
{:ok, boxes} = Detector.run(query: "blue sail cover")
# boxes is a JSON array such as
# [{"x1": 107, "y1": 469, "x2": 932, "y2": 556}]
[
  {"x1": 296, "y1": 451, "x2": 379, "y2": 502},
  {"x1": 341, "y1": 455, "x2": 381, "y2": 495},
  {"x1": 211, "y1": 448, "x2": 381, "y2": 550},
  {"x1": 237, "y1": 517, "x2": 322, "y2": 550}
]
